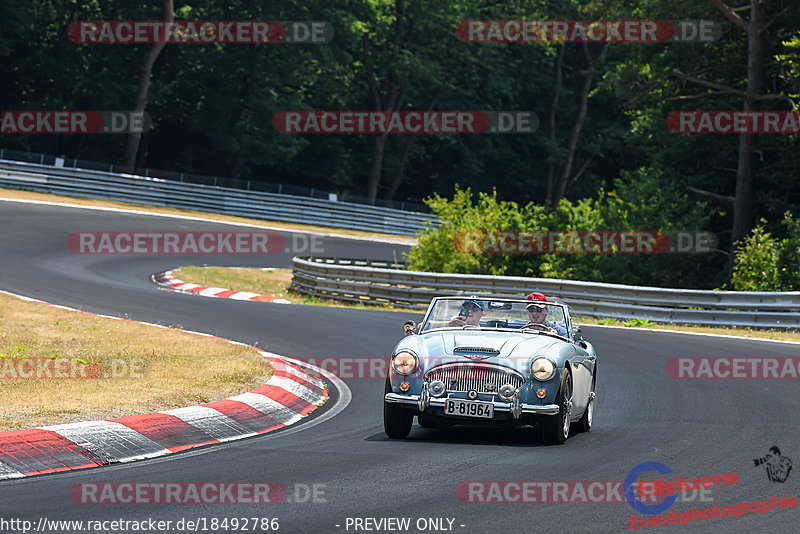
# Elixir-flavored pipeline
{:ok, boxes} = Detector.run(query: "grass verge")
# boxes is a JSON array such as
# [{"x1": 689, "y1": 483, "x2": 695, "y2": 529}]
[
  {"x1": 174, "y1": 266, "x2": 411, "y2": 312},
  {"x1": 175, "y1": 266, "x2": 800, "y2": 342},
  {"x1": 0, "y1": 291, "x2": 273, "y2": 431}
]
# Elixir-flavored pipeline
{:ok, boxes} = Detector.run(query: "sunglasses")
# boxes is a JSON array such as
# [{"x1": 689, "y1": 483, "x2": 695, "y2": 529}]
[
  {"x1": 527, "y1": 306, "x2": 547, "y2": 312},
  {"x1": 464, "y1": 304, "x2": 483, "y2": 312}
]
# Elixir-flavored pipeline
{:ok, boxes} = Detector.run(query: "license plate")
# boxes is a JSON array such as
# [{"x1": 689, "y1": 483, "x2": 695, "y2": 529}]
[{"x1": 444, "y1": 399, "x2": 494, "y2": 419}]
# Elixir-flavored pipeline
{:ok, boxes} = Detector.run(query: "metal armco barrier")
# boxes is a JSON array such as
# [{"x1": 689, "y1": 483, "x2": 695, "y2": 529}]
[
  {"x1": 0, "y1": 160, "x2": 437, "y2": 236},
  {"x1": 291, "y1": 257, "x2": 800, "y2": 329}
]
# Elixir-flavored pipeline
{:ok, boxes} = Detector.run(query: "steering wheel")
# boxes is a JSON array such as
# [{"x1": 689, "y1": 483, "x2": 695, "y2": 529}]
[{"x1": 523, "y1": 322, "x2": 556, "y2": 333}]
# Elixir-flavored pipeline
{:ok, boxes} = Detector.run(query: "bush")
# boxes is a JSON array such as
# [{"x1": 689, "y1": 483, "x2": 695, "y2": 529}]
[
  {"x1": 406, "y1": 168, "x2": 726, "y2": 288},
  {"x1": 731, "y1": 212, "x2": 800, "y2": 291}
]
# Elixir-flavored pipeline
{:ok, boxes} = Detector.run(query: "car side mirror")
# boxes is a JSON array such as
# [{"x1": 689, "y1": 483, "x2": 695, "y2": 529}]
[
  {"x1": 571, "y1": 325, "x2": 587, "y2": 348},
  {"x1": 404, "y1": 320, "x2": 417, "y2": 336}
]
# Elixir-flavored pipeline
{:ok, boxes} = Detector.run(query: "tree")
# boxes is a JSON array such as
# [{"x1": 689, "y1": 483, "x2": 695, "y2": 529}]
[{"x1": 121, "y1": 0, "x2": 174, "y2": 168}]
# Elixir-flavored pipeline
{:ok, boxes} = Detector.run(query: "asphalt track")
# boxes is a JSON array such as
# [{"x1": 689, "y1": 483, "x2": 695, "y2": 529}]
[{"x1": 1, "y1": 199, "x2": 799, "y2": 533}]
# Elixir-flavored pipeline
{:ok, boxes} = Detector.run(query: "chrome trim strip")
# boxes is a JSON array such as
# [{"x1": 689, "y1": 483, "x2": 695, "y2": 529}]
[
  {"x1": 384, "y1": 393, "x2": 560, "y2": 415},
  {"x1": 454, "y1": 347, "x2": 500, "y2": 354}
]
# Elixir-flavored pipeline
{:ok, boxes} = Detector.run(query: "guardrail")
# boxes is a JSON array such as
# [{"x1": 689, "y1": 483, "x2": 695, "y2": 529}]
[
  {"x1": 291, "y1": 257, "x2": 800, "y2": 329},
  {"x1": 0, "y1": 147, "x2": 430, "y2": 212},
  {"x1": 0, "y1": 159, "x2": 437, "y2": 236}
]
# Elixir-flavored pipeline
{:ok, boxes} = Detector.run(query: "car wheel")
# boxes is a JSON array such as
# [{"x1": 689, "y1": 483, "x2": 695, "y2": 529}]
[
  {"x1": 543, "y1": 370, "x2": 572, "y2": 445},
  {"x1": 384, "y1": 377, "x2": 413, "y2": 439},
  {"x1": 577, "y1": 372, "x2": 595, "y2": 433},
  {"x1": 418, "y1": 414, "x2": 439, "y2": 428}
]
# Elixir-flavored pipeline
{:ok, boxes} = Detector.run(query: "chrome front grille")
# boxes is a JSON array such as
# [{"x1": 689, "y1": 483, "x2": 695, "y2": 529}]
[
  {"x1": 453, "y1": 347, "x2": 500, "y2": 354},
  {"x1": 425, "y1": 363, "x2": 524, "y2": 394}
]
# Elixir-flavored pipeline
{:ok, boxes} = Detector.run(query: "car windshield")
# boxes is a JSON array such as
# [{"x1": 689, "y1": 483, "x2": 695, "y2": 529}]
[{"x1": 420, "y1": 297, "x2": 567, "y2": 336}]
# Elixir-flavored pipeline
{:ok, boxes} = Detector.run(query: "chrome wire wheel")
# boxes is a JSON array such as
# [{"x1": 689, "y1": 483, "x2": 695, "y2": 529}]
[
  {"x1": 542, "y1": 370, "x2": 572, "y2": 445},
  {"x1": 586, "y1": 382, "x2": 594, "y2": 427},
  {"x1": 577, "y1": 373, "x2": 595, "y2": 433},
  {"x1": 561, "y1": 373, "x2": 573, "y2": 439}
]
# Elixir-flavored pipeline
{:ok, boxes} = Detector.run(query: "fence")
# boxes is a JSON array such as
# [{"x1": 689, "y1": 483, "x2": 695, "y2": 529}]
[
  {"x1": 291, "y1": 257, "x2": 800, "y2": 329},
  {"x1": 0, "y1": 159, "x2": 437, "y2": 236}
]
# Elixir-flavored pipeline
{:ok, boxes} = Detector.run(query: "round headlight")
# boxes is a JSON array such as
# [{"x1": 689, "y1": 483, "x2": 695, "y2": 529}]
[
  {"x1": 531, "y1": 357, "x2": 556, "y2": 381},
  {"x1": 392, "y1": 351, "x2": 418, "y2": 375}
]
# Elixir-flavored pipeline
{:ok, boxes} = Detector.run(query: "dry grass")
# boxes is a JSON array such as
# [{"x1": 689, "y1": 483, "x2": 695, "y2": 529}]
[
  {"x1": 0, "y1": 292, "x2": 272, "y2": 431},
  {"x1": 0, "y1": 187, "x2": 416, "y2": 244},
  {"x1": 177, "y1": 266, "x2": 295, "y2": 301},
  {"x1": 174, "y1": 266, "x2": 411, "y2": 312}
]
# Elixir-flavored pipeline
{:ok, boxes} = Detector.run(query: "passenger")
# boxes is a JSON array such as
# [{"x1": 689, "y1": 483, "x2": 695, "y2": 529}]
[{"x1": 447, "y1": 295, "x2": 485, "y2": 327}]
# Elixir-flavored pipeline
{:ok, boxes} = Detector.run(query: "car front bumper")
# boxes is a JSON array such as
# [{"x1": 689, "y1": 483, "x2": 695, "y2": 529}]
[{"x1": 384, "y1": 393, "x2": 560, "y2": 416}]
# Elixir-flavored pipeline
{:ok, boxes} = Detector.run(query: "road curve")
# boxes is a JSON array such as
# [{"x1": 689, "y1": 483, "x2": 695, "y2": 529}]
[{"x1": 1, "y1": 200, "x2": 799, "y2": 533}]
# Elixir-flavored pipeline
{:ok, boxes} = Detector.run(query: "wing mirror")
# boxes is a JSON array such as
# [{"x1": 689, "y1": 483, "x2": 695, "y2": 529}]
[
  {"x1": 571, "y1": 324, "x2": 582, "y2": 340},
  {"x1": 571, "y1": 324, "x2": 587, "y2": 348},
  {"x1": 404, "y1": 320, "x2": 417, "y2": 336}
]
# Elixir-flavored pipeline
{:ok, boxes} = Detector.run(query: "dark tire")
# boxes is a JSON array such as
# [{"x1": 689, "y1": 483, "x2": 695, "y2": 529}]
[
  {"x1": 384, "y1": 377, "x2": 413, "y2": 439},
  {"x1": 542, "y1": 370, "x2": 572, "y2": 445},
  {"x1": 577, "y1": 372, "x2": 595, "y2": 433},
  {"x1": 418, "y1": 414, "x2": 439, "y2": 428}
]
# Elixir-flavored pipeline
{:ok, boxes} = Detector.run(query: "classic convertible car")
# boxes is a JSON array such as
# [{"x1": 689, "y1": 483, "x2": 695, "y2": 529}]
[{"x1": 383, "y1": 295, "x2": 596, "y2": 444}]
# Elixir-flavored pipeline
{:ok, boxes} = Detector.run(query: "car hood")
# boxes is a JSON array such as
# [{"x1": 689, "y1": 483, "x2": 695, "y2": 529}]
[{"x1": 419, "y1": 330, "x2": 561, "y2": 359}]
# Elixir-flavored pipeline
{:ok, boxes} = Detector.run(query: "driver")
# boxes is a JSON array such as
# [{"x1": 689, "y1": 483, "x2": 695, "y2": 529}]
[
  {"x1": 524, "y1": 292, "x2": 567, "y2": 336},
  {"x1": 447, "y1": 295, "x2": 485, "y2": 327}
]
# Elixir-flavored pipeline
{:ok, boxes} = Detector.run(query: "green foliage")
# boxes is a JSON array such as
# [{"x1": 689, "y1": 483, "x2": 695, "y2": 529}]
[
  {"x1": 622, "y1": 318, "x2": 654, "y2": 328},
  {"x1": 407, "y1": 171, "x2": 726, "y2": 288},
  {"x1": 1, "y1": 0, "x2": 799, "y2": 286},
  {"x1": 731, "y1": 213, "x2": 800, "y2": 291},
  {"x1": 0, "y1": 345, "x2": 29, "y2": 359}
]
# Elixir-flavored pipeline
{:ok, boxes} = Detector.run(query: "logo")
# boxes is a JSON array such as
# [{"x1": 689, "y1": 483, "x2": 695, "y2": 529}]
[
  {"x1": 273, "y1": 111, "x2": 538, "y2": 134},
  {"x1": 667, "y1": 111, "x2": 800, "y2": 134},
  {"x1": 754, "y1": 447, "x2": 793, "y2": 483},
  {"x1": 625, "y1": 462, "x2": 677, "y2": 515},
  {"x1": 463, "y1": 354, "x2": 490, "y2": 361}
]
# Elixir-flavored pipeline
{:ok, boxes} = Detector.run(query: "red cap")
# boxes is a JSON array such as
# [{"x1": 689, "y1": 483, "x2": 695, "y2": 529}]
[{"x1": 526, "y1": 292, "x2": 548, "y2": 308}]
